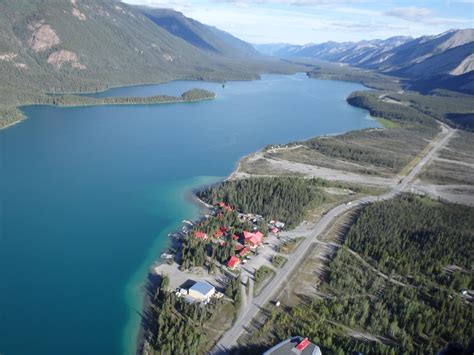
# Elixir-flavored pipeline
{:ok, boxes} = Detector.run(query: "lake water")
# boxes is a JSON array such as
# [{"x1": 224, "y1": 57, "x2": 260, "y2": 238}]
[{"x1": 0, "y1": 74, "x2": 377, "y2": 355}]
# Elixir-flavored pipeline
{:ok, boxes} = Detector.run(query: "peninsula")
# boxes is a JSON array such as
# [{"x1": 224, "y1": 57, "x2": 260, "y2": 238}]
[{"x1": 0, "y1": 89, "x2": 216, "y2": 130}]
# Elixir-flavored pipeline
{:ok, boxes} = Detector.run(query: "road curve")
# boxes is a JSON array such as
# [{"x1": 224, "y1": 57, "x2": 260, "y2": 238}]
[{"x1": 212, "y1": 124, "x2": 454, "y2": 354}]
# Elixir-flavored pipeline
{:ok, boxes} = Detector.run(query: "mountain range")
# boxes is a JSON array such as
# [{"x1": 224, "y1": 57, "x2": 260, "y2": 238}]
[
  {"x1": 256, "y1": 29, "x2": 474, "y2": 94},
  {"x1": 0, "y1": 0, "x2": 473, "y2": 126}
]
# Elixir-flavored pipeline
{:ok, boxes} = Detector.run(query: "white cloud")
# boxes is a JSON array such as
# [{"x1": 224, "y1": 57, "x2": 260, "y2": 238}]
[
  {"x1": 384, "y1": 6, "x2": 472, "y2": 26},
  {"x1": 123, "y1": 0, "x2": 474, "y2": 44},
  {"x1": 214, "y1": 0, "x2": 374, "y2": 4},
  {"x1": 384, "y1": 6, "x2": 432, "y2": 21}
]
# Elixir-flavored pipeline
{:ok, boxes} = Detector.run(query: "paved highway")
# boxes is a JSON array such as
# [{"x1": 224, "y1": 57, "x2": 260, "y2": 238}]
[{"x1": 212, "y1": 125, "x2": 454, "y2": 354}]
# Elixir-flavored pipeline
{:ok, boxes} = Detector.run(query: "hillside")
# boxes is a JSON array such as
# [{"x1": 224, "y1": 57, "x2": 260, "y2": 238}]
[
  {"x1": 257, "y1": 29, "x2": 474, "y2": 94},
  {"x1": 0, "y1": 0, "x2": 296, "y2": 128},
  {"x1": 138, "y1": 7, "x2": 261, "y2": 58},
  {"x1": 391, "y1": 42, "x2": 474, "y2": 78}
]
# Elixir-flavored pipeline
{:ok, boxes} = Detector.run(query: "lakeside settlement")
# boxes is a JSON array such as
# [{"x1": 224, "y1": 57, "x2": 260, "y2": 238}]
[{"x1": 141, "y1": 197, "x2": 297, "y2": 354}]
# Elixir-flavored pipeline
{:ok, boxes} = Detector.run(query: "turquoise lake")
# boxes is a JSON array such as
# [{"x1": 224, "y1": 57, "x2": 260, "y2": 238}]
[{"x1": 0, "y1": 74, "x2": 377, "y2": 355}]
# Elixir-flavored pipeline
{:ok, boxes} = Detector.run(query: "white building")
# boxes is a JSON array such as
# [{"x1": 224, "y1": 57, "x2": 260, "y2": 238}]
[{"x1": 188, "y1": 281, "x2": 216, "y2": 302}]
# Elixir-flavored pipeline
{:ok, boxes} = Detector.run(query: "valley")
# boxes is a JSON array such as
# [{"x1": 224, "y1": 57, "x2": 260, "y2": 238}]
[{"x1": 0, "y1": 1, "x2": 473, "y2": 355}]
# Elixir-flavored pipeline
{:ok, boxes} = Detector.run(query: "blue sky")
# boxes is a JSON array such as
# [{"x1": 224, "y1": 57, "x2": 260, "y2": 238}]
[{"x1": 123, "y1": 0, "x2": 474, "y2": 44}]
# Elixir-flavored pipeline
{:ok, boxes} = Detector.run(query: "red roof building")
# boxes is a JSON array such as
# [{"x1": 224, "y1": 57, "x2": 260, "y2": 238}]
[
  {"x1": 271, "y1": 227, "x2": 279, "y2": 234},
  {"x1": 296, "y1": 338, "x2": 310, "y2": 351},
  {"x1": 232, "y1": 234, "x2": 240, "y2": 241},
  {"x1": 227, "y1": 255, "x2": 240, "y2": 269},
  {"x1": 239, "y1": 247, "x2": 251, "y2": 258},
  {"x1": 244, "y1": 231, "x2": 264, "y2": 247},
  {"x1": 213, "y1": 230, "x2": 224, "y2": 238},
  {"x1": 194, "y1": 231, "x2": 207, "y2": 240},
  {"x1": 218, "y1": 202, "x2": 233, "y2": 212}
]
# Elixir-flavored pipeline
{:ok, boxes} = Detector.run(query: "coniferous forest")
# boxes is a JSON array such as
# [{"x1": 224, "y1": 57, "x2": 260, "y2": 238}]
[
  {"x1": 247, "y1": 194, "x2": 474, "y2": 354},
  {"x1": 197, "y1": 177, "x2": 351, "y2": 227}
]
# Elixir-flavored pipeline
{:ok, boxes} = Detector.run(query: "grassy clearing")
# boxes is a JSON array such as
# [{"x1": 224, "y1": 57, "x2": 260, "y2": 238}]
[
  {"x1": 276, "y1": 237, "x2": 304, "y2": 254},
  {"x1": 262, "y1": 122, "x2": 438, "y2": 178},
  {"x1": 376, "y1": 117, "x2": 398, "y2": 129},
  {"x1": 439, "y1": 130, "x2": 474, "y2": 165},
  {"x1": 420, "y1": 159, "x2": 474, "y2": 185}
]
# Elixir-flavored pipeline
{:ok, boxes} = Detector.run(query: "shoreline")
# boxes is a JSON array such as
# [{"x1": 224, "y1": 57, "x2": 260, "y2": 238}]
[
  {"x1": 135, "y1": 192, "x2": 214, "y2": 355},
  {"x1": 0, "y1": 115, "x2": 26, "y2": 130},
  {"x1": 134, "y1": 191, "x2": 215, "y2": 355},
  {"x1": 0, "y1": 73, "x2": 269, "y2": 132},
  {"x1": 131, "y1": 176, "x2": 221, "y2": 355}
]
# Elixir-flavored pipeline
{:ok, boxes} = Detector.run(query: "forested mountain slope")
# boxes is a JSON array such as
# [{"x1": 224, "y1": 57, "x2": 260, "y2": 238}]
[{"x1": 138, "y1": 7, "x2": 261, "y2": 58}]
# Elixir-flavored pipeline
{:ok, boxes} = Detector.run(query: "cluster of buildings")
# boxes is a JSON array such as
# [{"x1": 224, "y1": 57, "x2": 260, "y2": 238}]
[
  {"x1": 189, "y1": 202, "x2": 287, "y2": 271},
  {"x1": 268, "y1": 220, "x2": 285, "y2": 234},
  {"x1": 226, "y1": 230, "x2": 265, "y2": 269}
]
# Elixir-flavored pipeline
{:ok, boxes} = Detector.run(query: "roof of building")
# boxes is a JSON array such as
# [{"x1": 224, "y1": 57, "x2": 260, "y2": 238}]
[
  {"x1": 227, "y1": 255, "x2": 240, "y2": 268},
  {"x1": 275, "y1": 221, "x2": 285, "y2": 228},
  {"x1": 234, "y1": 243, "x2": 244, "y2": 251},
  {"x1": 239, "y1": 247, "x2": 250, "y2": 257},
  {"x1": 244, "y1": 231, "x2": 264, "y2": 245},
  {"x1": 194, "y1": 231, "x2": 207, "y2": 239},
  {"x1": 189, "y1": 281, "x2": 215, "y2": 296},
  {"x1": 213, "y1": 230, "x2": 224, "y2": 238},
  {"x1": 218, "y1": 201, "x2": 233, "y2": 212},
  {"x1": 263, "y1": 336, "x2": 322, "y2": 355}
]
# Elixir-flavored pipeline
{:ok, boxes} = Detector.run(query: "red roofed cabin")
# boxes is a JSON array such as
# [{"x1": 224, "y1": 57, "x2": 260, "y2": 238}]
[
  {"x1": 239, "y1": 247, "x2": 251, "y2": 258},
  {"x1": 227, "y1": 255, "x2": 240, "y2": 269},
  {"x1": 194, "y1": 231, "x2": 208, "y2": 240},
  {"x1": 213, "y1": 230, "x2": 224, "y2": 238},
  {"x1": 217, "y1": 202, "x2": 233, "y2": 213},
  {"x1": 244, "y1": 231, "x2": 264, "y2": 248}
]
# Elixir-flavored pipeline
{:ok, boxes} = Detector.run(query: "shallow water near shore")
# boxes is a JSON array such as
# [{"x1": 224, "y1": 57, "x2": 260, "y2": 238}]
[{"x1": 0, "y1": 74, "x2": 378, "y2": 355}]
